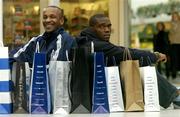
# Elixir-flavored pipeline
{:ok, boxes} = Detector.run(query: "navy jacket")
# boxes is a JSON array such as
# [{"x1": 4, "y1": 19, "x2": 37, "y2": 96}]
[
  {"x1": 76, "y1": 28, "x2": 158, "y2": 66},
  {"x1": 9, "y1": 27, "x2": 76, "y2": 66}
]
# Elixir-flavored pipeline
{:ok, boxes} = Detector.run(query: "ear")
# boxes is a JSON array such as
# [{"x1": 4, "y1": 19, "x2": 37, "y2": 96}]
[{"x1": 59, "y1": 17, "x2": 64, "y2": 26}]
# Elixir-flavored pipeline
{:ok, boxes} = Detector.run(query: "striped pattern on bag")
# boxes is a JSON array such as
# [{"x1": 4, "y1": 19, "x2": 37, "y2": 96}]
[{"x1": 0, "y1": 47, "x2": 12, "y2": 113}]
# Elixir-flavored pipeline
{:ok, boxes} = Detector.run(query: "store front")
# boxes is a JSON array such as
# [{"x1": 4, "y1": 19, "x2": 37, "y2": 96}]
[
  {"x1": 1, "y1": 0, "x2": 129, "y2": 50},
  {"x1": 60, "y1": 0, "x2": 109, "y2": 36},
  {"x1": 3, "y1": 0, "x2": 40, "y2": 50}
]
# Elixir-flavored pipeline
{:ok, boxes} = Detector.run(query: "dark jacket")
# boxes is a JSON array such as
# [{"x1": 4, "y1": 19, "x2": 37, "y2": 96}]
[
  {"x1": 9, "y1": 27, "x2": 76, "y2": 66},
  {"x1": 76, "y1": 28, "x2": 158, "y2": 66},
  {"x1": 153, "y1": 31, "x2": 169, "y2": 55}
]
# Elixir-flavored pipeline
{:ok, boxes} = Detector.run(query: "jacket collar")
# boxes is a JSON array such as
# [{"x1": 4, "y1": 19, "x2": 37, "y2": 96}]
[{"x1": 80, "y1": 27, "x2": 99, "y2": 40}]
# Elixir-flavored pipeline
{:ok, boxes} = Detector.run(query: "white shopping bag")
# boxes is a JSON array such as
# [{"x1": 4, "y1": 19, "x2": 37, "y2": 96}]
[
  {"x1": 140, "y1": 66, "x2": 160, "y2": 112},
  {"x1": 105, "y1": 66, "x2": 124, "y2": 112},
  {"x1": 0, "y1": 42, "x2": 12, "y2": 113}
]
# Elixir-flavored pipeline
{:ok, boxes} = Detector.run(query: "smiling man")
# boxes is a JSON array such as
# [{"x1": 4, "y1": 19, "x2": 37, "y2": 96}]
[
  {"x1": 42, "y1": 6, "x2": 64, "y2": 33},
  {"x1": 10, "y1": 6, "x2": 76, "y2": 66}
]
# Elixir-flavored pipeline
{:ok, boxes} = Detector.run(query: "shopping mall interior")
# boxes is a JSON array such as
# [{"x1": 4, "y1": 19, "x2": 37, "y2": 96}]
[{"x1": 1, "y1": 0, "x2": 180, "y2": 116}]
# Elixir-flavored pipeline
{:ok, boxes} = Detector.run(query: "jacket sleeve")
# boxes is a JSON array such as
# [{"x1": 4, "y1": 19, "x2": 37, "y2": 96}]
[
  {"x1": 9, "y1": 37, "x2": 37, "y2": 65},
  {"x1": 93, "y1": 40, "x2": 158, "y2": 66}
]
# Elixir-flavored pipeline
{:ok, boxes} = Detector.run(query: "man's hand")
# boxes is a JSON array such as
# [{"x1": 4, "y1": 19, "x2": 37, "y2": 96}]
[{"x1": 154, "y1": 52, "x2": 167, "y2": 62}]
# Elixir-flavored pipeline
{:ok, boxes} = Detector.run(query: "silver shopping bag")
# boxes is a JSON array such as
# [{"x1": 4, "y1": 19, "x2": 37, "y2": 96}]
[
  {"x1": 0, "y1": 42, "x2": 12, "y2": 113},
  {"x1": 105, "y1": 66, "x2": 124, "y2": 112},
  {"x1": 140, "y1": 66, "x2": 160, "y2": 111},
  {"x1": 48, "y1": 34, "x2": 71, "y2": 114},
  {"x1": 49, "y1": 60, "x2": 71, "y2": 114}
]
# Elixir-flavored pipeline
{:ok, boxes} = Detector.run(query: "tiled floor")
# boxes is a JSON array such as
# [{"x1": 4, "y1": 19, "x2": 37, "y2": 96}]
[{"x1": 0, "y1": 110, "x2": 180, "y2": 117}]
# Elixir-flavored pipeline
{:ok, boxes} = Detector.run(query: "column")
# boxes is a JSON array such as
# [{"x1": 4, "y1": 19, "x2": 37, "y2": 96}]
[
  {"x1": 0, "y1": 0, "x2": 3, "y2": 44},
  {"x1": 109, "y1": 0, "x2": 130, "y2": 47}
]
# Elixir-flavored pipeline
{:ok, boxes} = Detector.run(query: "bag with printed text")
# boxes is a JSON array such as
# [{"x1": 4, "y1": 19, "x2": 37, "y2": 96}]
[
  {"x1": 139, "y1": 57, "x2": 160, "y2": 111},
  {"x1": 29, "y1": 42, "x2": 51, "y2": 114}
]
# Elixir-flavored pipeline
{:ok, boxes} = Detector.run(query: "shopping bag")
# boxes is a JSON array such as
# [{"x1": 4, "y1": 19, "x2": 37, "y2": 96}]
[
  {"x1": 70, "y1": 47, "x2": 92, "y2": 113},
  {"x1": 120, "y1": 48, "x2": 144, "y2": 111},
  {"x1": 92, "y1": 52, "x2": 109, "y2": 113},
  {"x1": 25, "y1": 63, "x2": 31, "y2": 112},
  {"x1": 49, "y1": 50, "x2": 71, "y2": 114},
  {"x1": 11, "y1": 62, "x2": 28, "y2": 113},
  {"x1": 139, "y1": 58, "x2": 160, "y2": 111},
  {"x1": 105, "y1": 57, "x2": 124, "y2": 112},
  {"x1": 0, "y1": 43, "x2": 12, "y2": 114},
  {"x1": 29, "y1": 43, "x2": 51, "y2": 114}
]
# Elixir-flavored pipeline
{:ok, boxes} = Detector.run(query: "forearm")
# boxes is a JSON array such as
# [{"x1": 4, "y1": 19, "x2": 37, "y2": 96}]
[{"x1": 128, "y1": 48, "x2": 157, "y2": 66}]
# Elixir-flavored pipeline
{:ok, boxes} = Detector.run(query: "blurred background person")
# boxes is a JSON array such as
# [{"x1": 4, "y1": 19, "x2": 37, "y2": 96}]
[
  {"x1": 153, "y1": 21, "x2": 170, "y2": 78},
  {"x1": 169, "y1": 11, "x2": 180, "y2": 79}
]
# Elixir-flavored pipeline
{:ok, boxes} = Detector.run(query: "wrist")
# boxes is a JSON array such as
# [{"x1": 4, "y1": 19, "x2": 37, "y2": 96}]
[{"x1": 154, "y1": 52, "x2": 160, "y2": 60}]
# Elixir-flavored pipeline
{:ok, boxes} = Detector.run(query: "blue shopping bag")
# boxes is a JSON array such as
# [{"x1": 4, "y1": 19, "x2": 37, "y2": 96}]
[
  {"x1": 29, "y1": 43, "x2": 51, "y2": 114},
  {"x1": 0, "y1": 46, "x2": 13, "y2": 114},
  {"x1": 92, "y1": 52, "x2": 109, "y2": 113}
]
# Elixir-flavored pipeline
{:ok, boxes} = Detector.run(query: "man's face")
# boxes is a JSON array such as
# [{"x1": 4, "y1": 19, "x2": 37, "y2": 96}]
[
  {"x1": 42, "y1": 7, "x2": 64, "y2": 33},
  {"x1": 93, "y1": 17, "x2": 111, "y2": 41}
]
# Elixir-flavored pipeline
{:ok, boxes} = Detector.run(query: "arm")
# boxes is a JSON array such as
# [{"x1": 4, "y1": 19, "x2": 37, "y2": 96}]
[
  {"x1": 93, "y1": 40, "x2": 166, "y2": 66},
  {"x1": 9, "y1": 36, "x2": 38, "y2": 65}
]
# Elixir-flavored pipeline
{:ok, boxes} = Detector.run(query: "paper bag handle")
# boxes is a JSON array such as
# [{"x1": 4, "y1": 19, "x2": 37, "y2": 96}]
[
  {"x1": 65, "y1": 50, "x2": 70, "y2": 61},
  {"x1": 68, "y1": 65, "x2": 72, "y2": 105},
  {"x1": 50, "y1": 34, "x2": 62, "y2": 61},
  {"x1": 0, "y1": 41, "x2": 4, "y2": 47},
  {"x1": 105, "y1": 56, "x2": 117, "y2": 66},
  {"x1": 35, "y1": 42, "x2": 40, "y2": 53},
  {"x1": 123, "y1": 47, "x2": 132, "y2": 60},
  {"x1": 91, "y1": 41, "x2": 94, "y2": 53},
  {"x1": 140, "y1": 56, "x2": 152, "y2": 66}
]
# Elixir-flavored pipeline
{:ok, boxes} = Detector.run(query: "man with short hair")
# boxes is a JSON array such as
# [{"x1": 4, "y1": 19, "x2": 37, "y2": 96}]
[
  {"x1": 10, "y1": 6, "x2": 76, "y2": 66},
  {"x1": 76, "y1": 14, "x2": 180, "y2": 109}
]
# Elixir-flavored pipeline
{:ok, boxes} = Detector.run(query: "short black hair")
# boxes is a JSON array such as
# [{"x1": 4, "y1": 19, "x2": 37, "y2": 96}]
[
  {"x1": 89, "y1": 14, "x2": 107, "y2": 27},
  {"x1": 46, "y1": 6, "x2": 64, "y2": 17}
]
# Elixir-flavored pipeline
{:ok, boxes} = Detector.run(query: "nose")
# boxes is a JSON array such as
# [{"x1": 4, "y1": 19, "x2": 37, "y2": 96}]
[{"x1": 104, "y1": 26, "x2": 110, "y2": 32}]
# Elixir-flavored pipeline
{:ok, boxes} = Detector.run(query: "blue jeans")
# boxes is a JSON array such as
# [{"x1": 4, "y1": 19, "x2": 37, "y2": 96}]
[{"x1": 157, "y1": 71, "x2": 178, "y2": 108}]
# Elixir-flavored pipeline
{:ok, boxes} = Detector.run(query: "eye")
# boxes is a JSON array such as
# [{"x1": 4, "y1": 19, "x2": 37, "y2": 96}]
[
  {"x1": 50, "y1": 15, "x2": 56, "y2": 18},
  {"x1": 107, "y1": 24, "x2": 112, "y2": 28},
  {"x1": 43, "y1": 15, "x2": 47, "y2": 19}
]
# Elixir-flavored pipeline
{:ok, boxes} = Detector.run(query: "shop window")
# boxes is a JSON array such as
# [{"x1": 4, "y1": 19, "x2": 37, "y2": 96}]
[
  {"x1": 3, "y1": 0, "x2": 40, "y2": 50},
  {"x1": 60, "y1": 0, "x2": 109, "y2": 36}
]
